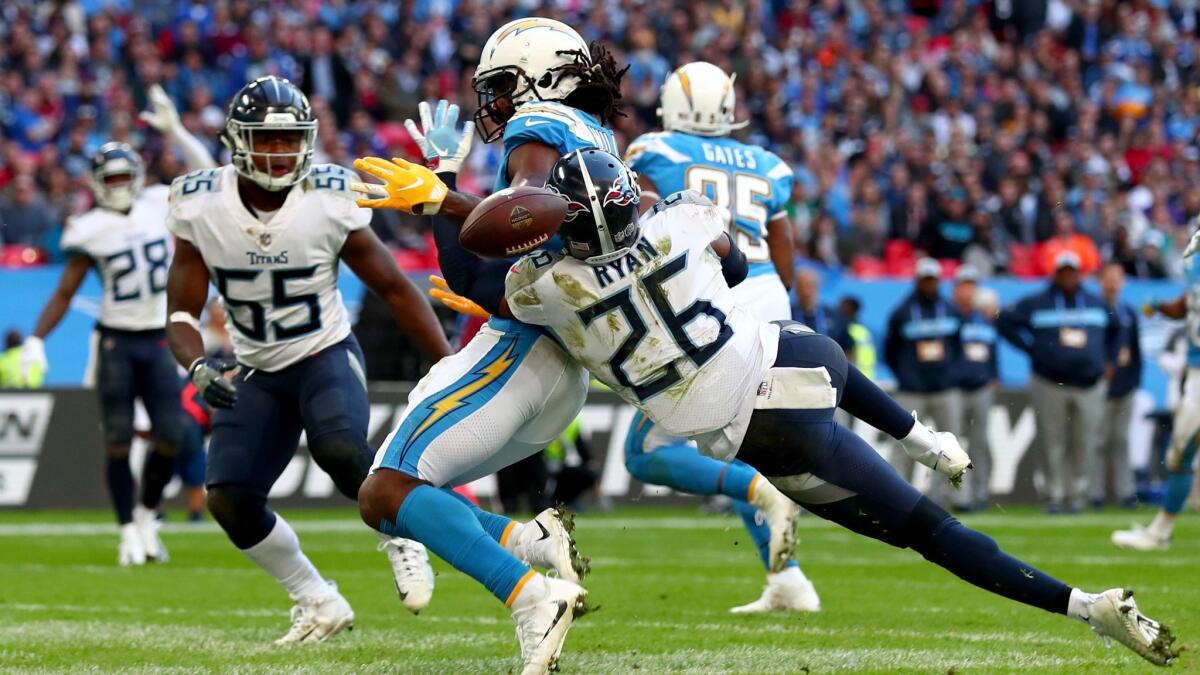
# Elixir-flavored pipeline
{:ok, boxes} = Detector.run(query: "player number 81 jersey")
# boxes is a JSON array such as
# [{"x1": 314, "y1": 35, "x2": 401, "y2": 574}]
[{"x1": 505, "y1": 191, "x2": 779, "y2": 438}]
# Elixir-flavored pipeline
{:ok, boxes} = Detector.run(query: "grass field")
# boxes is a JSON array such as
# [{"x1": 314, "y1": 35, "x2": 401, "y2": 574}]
[{"x1": 0, "y1": 505, "x2": 1196, "y2": 674}]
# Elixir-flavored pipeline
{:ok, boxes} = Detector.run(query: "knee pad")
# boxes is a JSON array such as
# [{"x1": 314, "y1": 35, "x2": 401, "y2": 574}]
[
  {"x1": 899, "y1": 496, "x2": 952, "y2": 550},
  {"x1": 309, "y1": 431, "x2": 373, "y2": 500},
  {"x1": 206, "y1": 484, "x2": 274, "y2": 549}
]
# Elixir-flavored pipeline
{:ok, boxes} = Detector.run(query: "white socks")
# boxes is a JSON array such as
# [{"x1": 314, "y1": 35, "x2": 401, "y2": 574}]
[
  {"x1": 1148, "y1": 512, "x2": 1175, "y2": 539},
  {"x1": 771, "y1": 566, "x2": 807, "y2": 584},
  {"x1": 1067, "y1": 588, "x2": 1101, "y2": 624},
  {"x1": 242, "y1": 515, "x2": 329, "y2": 602},
  {"x1": 901, "y1": 417, "x2": 937, "y2": 452}
]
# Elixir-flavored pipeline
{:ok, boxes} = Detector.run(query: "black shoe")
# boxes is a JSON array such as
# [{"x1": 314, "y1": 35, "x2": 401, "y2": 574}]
[{"x1": 1090, "y1": 499, "x2": 1106, "y2": 511}]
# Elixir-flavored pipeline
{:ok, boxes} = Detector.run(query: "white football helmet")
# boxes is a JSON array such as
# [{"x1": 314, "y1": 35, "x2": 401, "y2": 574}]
[
  {"x1": 658, "y1": 61, "x2": 748, "y2": 137},
  {"x1": 472, "y1": 18, "x2": 591, "y2": 142},
  {"x1": 89, "y1": 142, "x2": 145, "y2": 212}
]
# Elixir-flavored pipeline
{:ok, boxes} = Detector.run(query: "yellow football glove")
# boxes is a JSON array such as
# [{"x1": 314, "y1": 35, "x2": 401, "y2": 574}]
[
  {"x1": 351, "y1": 156, "x2": 449, "y2": 214},
  {"x1": 429, "y1": 275, "x2": 490, "y2": 319}
]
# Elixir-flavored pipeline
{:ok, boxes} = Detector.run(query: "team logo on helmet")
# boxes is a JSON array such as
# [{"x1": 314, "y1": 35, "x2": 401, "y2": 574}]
[
  {"x1": 548, "y1": 185, "x2": 591, "y2": 222},
  {"x1": 603, "y1": 170, "x2": 639, "y2": 208}
]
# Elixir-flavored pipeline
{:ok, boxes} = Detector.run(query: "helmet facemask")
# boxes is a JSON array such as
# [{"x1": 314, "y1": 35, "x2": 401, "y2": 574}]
[
  {"x1": 89, "y1": 146, "x2": 145, "y2": 212},
  {"x1": 224, "y1": 114, "x2": 318, "y2": 191}
]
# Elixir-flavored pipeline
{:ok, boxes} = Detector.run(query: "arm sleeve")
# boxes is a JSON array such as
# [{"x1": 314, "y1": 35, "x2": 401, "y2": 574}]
[
  {"x1": 996, "y1": 300, "x2": 1034, "y2": 354},
  {"x1": 170, "y1": 125, "x2": 217, "y2": 171},
  {"x1": 719, "y1": 233, "x2": 748, "y2": 287},
  {"x1": 429, "y1": 172, "x2": 510, "y2": 315},
  {"x1": 883, "y1": 308, "x2": 903, "y2": 372}
]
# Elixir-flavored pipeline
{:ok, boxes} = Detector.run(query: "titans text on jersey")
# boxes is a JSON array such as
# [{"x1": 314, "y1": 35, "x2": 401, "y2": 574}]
[{"x1": 166, "y1": 164, "x2": 369, "y2": 371}]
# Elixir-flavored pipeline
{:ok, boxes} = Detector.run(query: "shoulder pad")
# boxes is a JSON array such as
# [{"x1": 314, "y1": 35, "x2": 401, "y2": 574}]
[
  {"x1": 648, "y1": 190, "x2": 714, "y2": 217},
  {"x1": 761, "y1": 150, "x2": 794, "y2": 180},
  {"x1": 305, "y1": 164, "x2": 357, "y2": 198},
  {"x1": 170, "y1": 168, "x2": 223, "y2": 202},
  {"x1": 625, "y1": 134, "x2": 691, "y2": 164}
]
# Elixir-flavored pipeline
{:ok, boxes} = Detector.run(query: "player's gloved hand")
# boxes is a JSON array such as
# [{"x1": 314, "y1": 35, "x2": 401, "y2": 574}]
[
  {"x1": 188, "y1": 357, "x2": 238, "y2": 409},
  {"x1": 19, "y1": 336, "x2": 48, "y2": 382},
  {"x1": 351, "y1": 157, "x2": 449, "y2": 215},
  {"x1": 429, "y1": 275, "x2": 490, "y2": 319},
  {"x1": 138, "y1": 84, "x2": 182, "y2": 134},
  {"x1": 900, "y1": 413, "x2": 973, "y2": 488},
  {"x1": 404, "y1": 100, "x2": 475, "y2": 175}
]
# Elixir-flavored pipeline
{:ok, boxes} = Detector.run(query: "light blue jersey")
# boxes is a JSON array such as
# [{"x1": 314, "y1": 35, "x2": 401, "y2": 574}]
[
  {"x1": 1186, "y1": 256, "x2": 1200, "y2": 367},
  {"x1": 495, "y1": 101, "x2": 617, "y2": 191},
  {"x1": 625, "y1": 131, "x2": 794, "y2": 278}
]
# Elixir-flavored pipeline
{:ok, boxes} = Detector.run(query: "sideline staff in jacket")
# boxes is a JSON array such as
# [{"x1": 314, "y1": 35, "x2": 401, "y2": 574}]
[
  {"x1": 998, "y1": 250, "x2": 1118, "y2": 513},
  {"x1": 953, "y1": 267, "x2": 999, "y2": 511},
  {"x1": 884, "y1": 258, "x2": 963, "y2": 494},
  {"x1": 1094, "y1": 262, "x2": 1141, "y2": 508}
]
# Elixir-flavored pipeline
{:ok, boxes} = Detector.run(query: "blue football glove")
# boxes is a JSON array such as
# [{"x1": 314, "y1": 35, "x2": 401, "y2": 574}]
[
  {"x1": 403, "y1": 100, "x2": 474, "y2": 175},
  {"x1": 188, "y1": 357, "x2": 238, "y2": 409}
]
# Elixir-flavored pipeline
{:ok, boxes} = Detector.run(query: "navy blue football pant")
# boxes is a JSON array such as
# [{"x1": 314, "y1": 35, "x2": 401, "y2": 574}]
[
  {"x1": 205, "y1": 336, "x2": 373, "y2": 549},
  {"x1": 735, "y1": 327, "x2": 1072, "y2": 615},
  {"x1": 95, "y1": 326, "x2": 184, "y2": 523}
]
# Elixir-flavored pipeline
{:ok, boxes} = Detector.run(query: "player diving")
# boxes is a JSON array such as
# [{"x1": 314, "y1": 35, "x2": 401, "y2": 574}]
[{"x1": 359, "y1": 142, "x2": 1179, "y2": 669}]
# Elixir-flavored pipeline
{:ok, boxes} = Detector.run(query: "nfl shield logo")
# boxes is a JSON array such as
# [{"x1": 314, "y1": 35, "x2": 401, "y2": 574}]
[{"x1": 259, "y1": 232, "x2": 272, "y2": 248}]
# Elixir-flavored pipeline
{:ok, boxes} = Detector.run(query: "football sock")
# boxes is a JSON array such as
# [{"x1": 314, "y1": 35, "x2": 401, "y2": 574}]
[
  {"x1": 1162, "y1": 471, "x2": 1193, "y2": 517},
  {"x1": 381, "y1": 485, "x2": 531, "y2": 604},
  {"x1": 106, "y1": 455, "x2": 135, "y2": 525},
  {"x1": 140, "y1": 448, "x2": 176, "y2": 510},
  {"x1": 626, "y1": 439, "x2": 750, "y2": 496},
  {"x1": 1148, "y1": 511, "x2": 1176, "y2": 539},
  {"x1": 914, "y1": 515, "x2": 1073, "y2": 615},
  {"x1": 445, "y1": 488, "x2": 514, "y2": 544},
  {"x1": 839, "y1": 364, "x2": 918, "y2": 439},
  {"x1": 731, "y1": 498, "x2": 800, "y2": 570},
  {"x1": 1067, "y1": 588, "x2": 1103, "y2": 623},
  {"x1": 242, "y1": 514, "x2": 329, "y2": 601}
]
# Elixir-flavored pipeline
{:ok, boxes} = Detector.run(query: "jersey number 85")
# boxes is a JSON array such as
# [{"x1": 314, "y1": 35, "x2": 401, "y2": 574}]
[{"x1": 684, "y1": 167, "x2": 772, "y2": 264}]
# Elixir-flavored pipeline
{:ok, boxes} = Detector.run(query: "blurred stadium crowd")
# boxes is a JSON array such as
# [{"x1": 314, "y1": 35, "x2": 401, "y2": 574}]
[{"x1": 1, "y1": 0, "x2": 1200, "y2": 279}]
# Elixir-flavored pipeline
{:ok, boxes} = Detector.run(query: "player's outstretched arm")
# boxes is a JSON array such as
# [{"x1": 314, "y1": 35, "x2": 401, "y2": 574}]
[
  {"x1": 339, "y1": 228, "x2": 453, "y2": 360},
  {"x1": 21, "y1": 254, "x2": 90, "y2": 379},
  {"x1": 766, "y1": 213, "x2": 796, "y2": 291},
  {"x1": 1147, "y1": 294, "x2": 1186, "y2": 319},
  {"x1": 139, "y1": 84, "x2": 216, "y2": 171}
]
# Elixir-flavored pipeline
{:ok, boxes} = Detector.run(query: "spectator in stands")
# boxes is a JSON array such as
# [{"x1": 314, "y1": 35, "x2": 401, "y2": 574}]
[
  {"x1": 998, "y1": 251, "x2": 1118, "y2": 514},
  {"x1": 920, "y1": 187, "x2": 975, "y2": 260},
  {"x1": 952, "y1": 267, "x2": 999, "y2": 512},
  {"x1": 884, "y1": 258, "x2": 963, "y2": 498},
  {"x1": 1093, "y1": 262, "x2": 1141, "y2": 509},
  {"x1": 1041, "y1": 209, "x2": 1101, "y2": 276},
  {"x1": 791, "y1": 268, "x2": 851, "y2": 352},
  {"x1": 0, "y1": 175, "x2": 53, "y2": 247}
]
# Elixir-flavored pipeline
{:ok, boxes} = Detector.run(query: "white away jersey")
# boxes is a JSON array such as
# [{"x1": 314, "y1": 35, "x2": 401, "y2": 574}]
[
  {"x1": 61, "y1": 185, "x2": 172, "y2": 331},
  {"x1": 166, "y1": 164, "x2": 370, "y2": 371},
  {"x1": 505, "y1": 191, "x2": 779, "y2": 437}
]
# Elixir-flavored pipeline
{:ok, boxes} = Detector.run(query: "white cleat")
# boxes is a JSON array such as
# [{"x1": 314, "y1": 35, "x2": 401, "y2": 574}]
[
  {"x1": 730, "y1": 566, "x2": 821, "y2": 614},
  {"x1": 379, "y1": 537, "x2": 435, "y2": 613},
  {"x1": 1111, "y1": 524, "x2": 1170, "y2": 552},
  {"x1": 1085, "y1": 588, "x2": 1178, "y2": 666},
  {"x1": 508, "y1": 506, "x2": 588, "y2": 584},
  {"x1": 133, "y1": 505, "x2": 167, "y2": 562},
  {"x1": 511, "y1": 575, "x2": 588, "y2": 675},
  {"x1": 749, "y1": 478, "x2": 800, "y2": 573},
  {"x1": 274, "y1": 581, "x2": 355, "y2": 645},
  {"x1": 118, "y1": 522, "x2": 146, "y2": 566}
]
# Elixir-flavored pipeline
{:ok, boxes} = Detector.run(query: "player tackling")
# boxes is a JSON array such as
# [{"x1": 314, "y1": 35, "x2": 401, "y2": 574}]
[
  {"x1": 164, "y1": 76, "x2": 451, "y2": 644},
  {"x1": 384, "y1": 147, "x2": 1179, "y2": 667}
]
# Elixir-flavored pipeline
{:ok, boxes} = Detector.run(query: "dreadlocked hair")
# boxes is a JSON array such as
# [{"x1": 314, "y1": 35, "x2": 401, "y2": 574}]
[{"x1": 552, "y1": 41, "x2": 630, "y2": 125}]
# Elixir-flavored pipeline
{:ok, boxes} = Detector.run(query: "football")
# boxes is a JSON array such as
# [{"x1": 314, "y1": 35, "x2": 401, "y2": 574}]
[{"x1": 459, "y1": 186, "x2": 567, "y2": 258}]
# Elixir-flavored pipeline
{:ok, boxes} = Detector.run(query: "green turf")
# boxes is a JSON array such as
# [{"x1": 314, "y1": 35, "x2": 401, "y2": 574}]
[{"x1": 0, "y1": 505, "x2": 1195, "y2": 673}]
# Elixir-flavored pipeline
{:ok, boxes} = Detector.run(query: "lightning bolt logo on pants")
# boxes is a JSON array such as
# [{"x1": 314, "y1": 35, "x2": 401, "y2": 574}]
[{"x1": 402, "y1": 338, "x2": 520, "y2": 453}]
